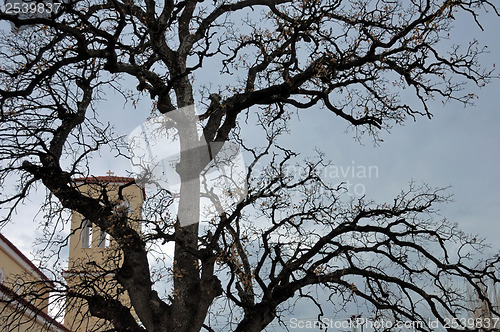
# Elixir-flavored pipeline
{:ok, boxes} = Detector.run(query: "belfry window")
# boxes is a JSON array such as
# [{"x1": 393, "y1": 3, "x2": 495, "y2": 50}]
[
  {"x1": 81, "y1": 219, "x2": 92, "y2": 248},
  {"x1": 98, "y1": 229, "x2": 109, "y2": 248}
]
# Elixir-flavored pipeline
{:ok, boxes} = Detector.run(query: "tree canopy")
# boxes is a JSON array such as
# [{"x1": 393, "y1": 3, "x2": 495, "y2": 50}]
[{"x1": 0, "y1": 0, "x2": 499, "y2": 331}]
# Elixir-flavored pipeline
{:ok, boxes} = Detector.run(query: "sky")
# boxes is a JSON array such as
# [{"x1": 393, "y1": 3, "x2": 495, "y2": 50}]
[{"x1": 0, "y1": 3, "x2": 499, "y2": 331}]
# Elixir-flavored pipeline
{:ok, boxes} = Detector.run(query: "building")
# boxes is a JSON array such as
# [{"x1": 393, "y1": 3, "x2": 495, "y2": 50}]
[
  {"x1": 1, "y1": 174, "x2": 144, "y2": 332},
  {"x1": 0, "y1": 233, "x2": 70, "y2": 332},
  {"x1": 63, "y1": 175, "x2": 144, "y2": 332}
]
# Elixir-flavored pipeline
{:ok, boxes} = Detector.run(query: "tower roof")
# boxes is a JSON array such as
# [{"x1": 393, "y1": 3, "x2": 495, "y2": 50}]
[
  {"x1": 72, "y1": 175, "x2": 146, "y2": 199},
  {"x1": 73, "y1": 176, "x2": 136, "y2": 184}
]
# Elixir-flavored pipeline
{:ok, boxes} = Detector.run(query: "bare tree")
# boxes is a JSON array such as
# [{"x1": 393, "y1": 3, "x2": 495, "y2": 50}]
[{"x1": 1, "y1": 0, "x2": 499, "y2": 331}]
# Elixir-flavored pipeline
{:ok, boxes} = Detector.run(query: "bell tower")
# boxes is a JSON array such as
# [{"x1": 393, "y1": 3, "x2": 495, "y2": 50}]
[{"x1": 63, "y1": 175, "x2": 144, "y2": 331}]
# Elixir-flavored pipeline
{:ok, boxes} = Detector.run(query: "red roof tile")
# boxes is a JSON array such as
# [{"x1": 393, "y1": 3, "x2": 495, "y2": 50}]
[
  {"x1": 73, "y1": 176, "x2": 136, "y2": 184},
  {"x1": 72, "y1": 176, "x2": 146, "y2": 199}
]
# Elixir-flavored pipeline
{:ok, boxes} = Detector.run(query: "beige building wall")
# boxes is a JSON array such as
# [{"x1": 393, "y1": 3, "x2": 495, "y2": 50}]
[
  {"x1": 0, "y1": 234, "x2": 69, "y2": 332},
  {"x1": 0, "y1": 236, "x2": 52, "y2": 313},
  {"x1": 0, "y1": 296, "x2": 69, "y2": 332},
  {"x1": 64, "y1": 177, "x2": 143, "y2": 332}
]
